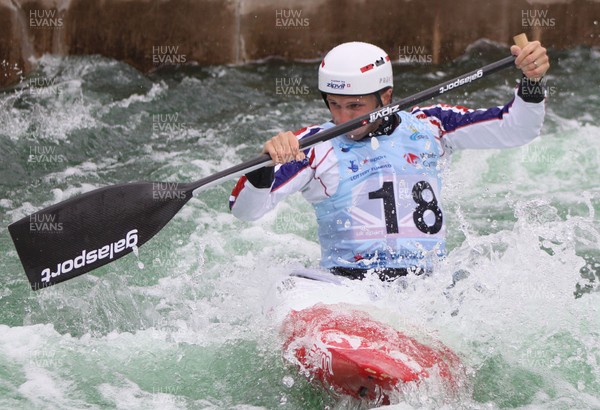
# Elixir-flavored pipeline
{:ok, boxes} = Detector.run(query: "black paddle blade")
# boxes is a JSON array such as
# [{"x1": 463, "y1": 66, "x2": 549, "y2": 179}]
[{"x1": 8, "y1": 182, "x2": 193, "y2": 290}]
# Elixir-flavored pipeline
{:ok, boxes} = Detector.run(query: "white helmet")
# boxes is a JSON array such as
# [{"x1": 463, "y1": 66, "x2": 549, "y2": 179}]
[{"x1": 318, "y1": 42, "x2": 393, "y2": 96}]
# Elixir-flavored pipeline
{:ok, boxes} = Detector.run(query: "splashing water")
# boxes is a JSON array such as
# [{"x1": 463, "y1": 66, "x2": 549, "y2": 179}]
[{"x1": 0, "y1": 45, "x2": 598, "y2": 409}]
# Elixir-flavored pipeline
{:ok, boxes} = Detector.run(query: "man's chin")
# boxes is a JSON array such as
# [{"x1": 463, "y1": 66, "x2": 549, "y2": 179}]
[
  {"x1": 345, "y1": 123, "x2": 380, "y2": 141},
  {"x1": 347, "y1": 131, "x2": 370, "y2": 141},
  {"x1": 346, "y1": 127, "x2": 371, "y2": 140}
]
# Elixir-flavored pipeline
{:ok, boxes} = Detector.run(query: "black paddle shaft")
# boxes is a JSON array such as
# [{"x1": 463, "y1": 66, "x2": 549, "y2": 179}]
[
  {"x1": 8, "y1": 55, "x2": 516, "y2": 290},
  {"x1": 189, "y1": 56, "x2": 517, "y2": 192}
]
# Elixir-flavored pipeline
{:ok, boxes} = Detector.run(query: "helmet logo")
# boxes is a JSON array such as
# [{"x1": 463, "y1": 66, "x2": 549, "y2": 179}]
[
  {"x1": 326, "y1": 79, "x2": 348, "y2": 90},
  {"x1": 359, "y1": 56, "x2": 389, "y2": 73}
]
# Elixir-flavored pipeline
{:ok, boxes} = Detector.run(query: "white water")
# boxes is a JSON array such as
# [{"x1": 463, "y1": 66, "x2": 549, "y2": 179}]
[{"x1": 0, "y1": 48, "x2": 599, "y2": 408}]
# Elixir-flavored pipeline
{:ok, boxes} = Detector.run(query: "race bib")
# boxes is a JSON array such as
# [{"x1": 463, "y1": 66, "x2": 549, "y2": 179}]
[{"x1": 345, "y1": 173, "x2": 445, "y2": 240}]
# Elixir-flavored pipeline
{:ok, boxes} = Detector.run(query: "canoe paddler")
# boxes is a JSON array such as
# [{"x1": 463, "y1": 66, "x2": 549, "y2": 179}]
[{"x1": 229, "y1": 41, "x2": 549, "y2": 281}]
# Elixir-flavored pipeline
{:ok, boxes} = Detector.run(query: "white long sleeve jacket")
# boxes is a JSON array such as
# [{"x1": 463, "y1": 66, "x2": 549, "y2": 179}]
[{"x1": 230, "y1": 88, "x2": 545, "y2": 271}]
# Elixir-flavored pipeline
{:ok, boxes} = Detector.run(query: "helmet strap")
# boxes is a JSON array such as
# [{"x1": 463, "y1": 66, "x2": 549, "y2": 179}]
[
  {"x1": 369, "y1": 113, "x2": 400, "y2": 137},
  {"x1": 369, "y1": 87, "x2": 399, "y2": 137},
  {"x1": 373, "y1": 91, "x2": 384, "y2": 108},
  {"x1": 321, "y1": 92, "x2": 330, "y2": 109}
]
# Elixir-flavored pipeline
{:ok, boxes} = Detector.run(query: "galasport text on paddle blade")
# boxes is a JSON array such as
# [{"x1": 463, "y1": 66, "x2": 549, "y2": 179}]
[
  {"x1": 8, "y1": 182, "x2": 194, "y2": 290},
  {"x1": 8, "y1": 45, "x2": 522, "y2": 290}
]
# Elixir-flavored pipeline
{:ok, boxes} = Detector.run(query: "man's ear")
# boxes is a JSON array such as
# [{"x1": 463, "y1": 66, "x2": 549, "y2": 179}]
[{"x1": 381, "y1": 88, "x2": 393, "y2": 105}]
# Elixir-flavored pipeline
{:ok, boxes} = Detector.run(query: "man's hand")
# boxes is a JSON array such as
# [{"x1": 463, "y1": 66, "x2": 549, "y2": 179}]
[
  {"x1": 263, "y1": 131, "x2": 306, "y2": 166},
  {"x1": 511, "y1": 41, "x2": 549, "y2": 80}
]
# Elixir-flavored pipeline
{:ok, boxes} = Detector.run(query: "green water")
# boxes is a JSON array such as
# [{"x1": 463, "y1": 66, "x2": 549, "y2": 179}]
[{"x1": 0, "y1": 43, "x2": 599, "y2": 409}]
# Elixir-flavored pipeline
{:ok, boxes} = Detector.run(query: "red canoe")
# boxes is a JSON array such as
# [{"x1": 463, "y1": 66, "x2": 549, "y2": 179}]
[{"x1": 281, "y1": 303, "x2": 463, "y2": 405}]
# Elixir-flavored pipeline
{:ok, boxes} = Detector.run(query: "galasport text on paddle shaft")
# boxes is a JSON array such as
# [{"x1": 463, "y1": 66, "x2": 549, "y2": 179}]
[{"x1": 9, "y1": 34, "x2": 531, "y2": 290}]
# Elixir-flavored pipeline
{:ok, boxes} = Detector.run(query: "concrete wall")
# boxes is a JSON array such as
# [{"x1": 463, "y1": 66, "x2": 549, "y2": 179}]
[{"x1": 1, "y1": 0, "x2": 599, "y2": 87}]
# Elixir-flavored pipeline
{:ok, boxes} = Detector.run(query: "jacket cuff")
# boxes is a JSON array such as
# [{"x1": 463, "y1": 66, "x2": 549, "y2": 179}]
[
  {"x1": 245, "y1": 166, "x2": 275, "y2": 188},
  {"x1": 517, "y1": 75, "x2": 546, "y2": 103}
]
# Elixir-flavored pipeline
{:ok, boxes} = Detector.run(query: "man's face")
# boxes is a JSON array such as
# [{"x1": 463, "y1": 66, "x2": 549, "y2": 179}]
[{"x1": 326, "y1": 89, "x2": 392, "y2": 140}]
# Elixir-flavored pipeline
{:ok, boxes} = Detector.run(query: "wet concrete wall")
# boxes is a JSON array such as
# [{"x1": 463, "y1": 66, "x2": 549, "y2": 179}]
[{"x1": 1, "y1": 0, "x2": 599, "y2": 87}]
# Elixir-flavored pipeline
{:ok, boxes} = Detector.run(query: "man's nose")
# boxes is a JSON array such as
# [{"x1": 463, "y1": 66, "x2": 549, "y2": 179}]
[{"x1": 336, "y1": 109, "x2": 354, "y2": 124}]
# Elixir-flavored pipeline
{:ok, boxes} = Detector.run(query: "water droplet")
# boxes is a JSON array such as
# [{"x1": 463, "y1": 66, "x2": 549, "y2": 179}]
[
  {"x1": 371, "y1": 136, "x2": 380, "y2": 150},
  {"x1": 282, "y1": 375, "x2": 295, "y2": 387},
  {"x1": 138, "y1": 261, "x2": 145, "y2": 269},
  {"x1": 344, "y1": 219, "x2": 351, "y2": 228}
]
